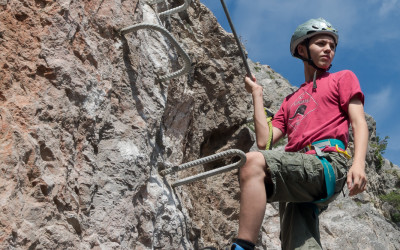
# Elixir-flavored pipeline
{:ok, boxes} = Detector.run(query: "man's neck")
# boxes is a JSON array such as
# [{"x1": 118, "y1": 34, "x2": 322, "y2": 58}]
[{"x1": 304, "y1": 65, "x2": 325, "y2": 82}]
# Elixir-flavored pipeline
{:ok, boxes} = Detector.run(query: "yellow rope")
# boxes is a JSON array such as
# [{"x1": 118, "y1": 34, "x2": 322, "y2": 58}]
[
  {"x1": 335, "y1": 144, "x2": 352, "y2": 159},
  {"x1": 265, "y1": 108, "x2": 273, "y2": 150}
]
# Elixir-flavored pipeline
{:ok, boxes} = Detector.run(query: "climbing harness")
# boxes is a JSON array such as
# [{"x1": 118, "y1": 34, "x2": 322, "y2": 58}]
[
  {"x1": 120, "y1": 0, "x2": 191, "y2": 82},
  {"x1": 301, "y1": 138, "x2": 350, "y2": 158},
  {"x1": 159, "y1": 149, "x2": 246, "y2": 187},
  {"x1": 314, "y1": 154, "x2": 335, "y2": 203},
  {"x1": 220, "y1": 0, "x2": 252, "y2": 77},
  {"x1": 301, "y1": 139, "x2": 350, "y2": 203}
]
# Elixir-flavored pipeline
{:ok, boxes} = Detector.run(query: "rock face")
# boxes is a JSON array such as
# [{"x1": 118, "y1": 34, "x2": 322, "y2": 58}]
[{"x1": 0, "y1": 0, "x2": 399, "y2": 249}]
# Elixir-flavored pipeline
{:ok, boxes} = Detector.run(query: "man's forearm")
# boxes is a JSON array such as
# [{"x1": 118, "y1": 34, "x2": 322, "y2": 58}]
[
  {"x1": 252, "y1": 88, "x2": 269, "y2": 149},
  {"x1": 351, "y1": 117, "x2": 368, "y2": 169}
]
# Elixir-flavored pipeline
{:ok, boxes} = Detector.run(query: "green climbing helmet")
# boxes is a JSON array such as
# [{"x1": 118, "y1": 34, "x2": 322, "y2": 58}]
[{"x1": 290, "y1": 18, "x2": 339, "y2": 58}]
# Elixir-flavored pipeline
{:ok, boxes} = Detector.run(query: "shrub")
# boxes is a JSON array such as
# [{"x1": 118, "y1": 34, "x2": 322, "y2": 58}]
[
  {"x1": 254, "y1": 66, "x2": 261, "y2": 72},
  {"x1": 380, "y1": 189, "x2": 400, "y2": 223},
  {"x1": 391, "y1": 212, "x2": 400, "y2": 223},
  {"x1": 371, "y1": 135, "x2": 390, "y2": 171},
  {"x1": 380, "y1": 189, "x2": 400, "y2": 210}
]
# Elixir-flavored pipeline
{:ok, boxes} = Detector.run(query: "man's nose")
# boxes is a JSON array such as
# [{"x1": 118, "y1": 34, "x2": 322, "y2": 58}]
[{"x1": 324, "y1": 44, "x2": 331, "y2": 52}]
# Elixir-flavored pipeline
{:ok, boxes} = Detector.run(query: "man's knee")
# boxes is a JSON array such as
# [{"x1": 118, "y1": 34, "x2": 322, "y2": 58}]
[{"x1": 240, "y1": 152, "x2": 267, "y2": 182}]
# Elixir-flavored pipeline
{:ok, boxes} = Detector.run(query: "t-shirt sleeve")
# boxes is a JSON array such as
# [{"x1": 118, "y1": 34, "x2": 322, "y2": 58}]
[{"x1": 338, "y1": 70, "x2": 365, "y2": 114}]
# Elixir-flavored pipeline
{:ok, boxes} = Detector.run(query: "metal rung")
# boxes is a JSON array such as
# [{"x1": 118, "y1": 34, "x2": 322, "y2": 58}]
[
  {"x1": 159, "y1": 0, "x2": 191, "y2": 16},
  {"x1": 147, "y1": 0, "x2": 191, "y2": 17},
  {"x1": 120, "y1": 23, "x2": 191, "y2": 82},
  {"x1": 160, "y1": 149, "x2": 246, "y2": 187}
]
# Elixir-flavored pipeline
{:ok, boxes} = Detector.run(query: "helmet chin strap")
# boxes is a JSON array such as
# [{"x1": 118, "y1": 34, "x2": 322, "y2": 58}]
[{"x1": 300, "y1": 38, "x2": 332, "y2": 89}]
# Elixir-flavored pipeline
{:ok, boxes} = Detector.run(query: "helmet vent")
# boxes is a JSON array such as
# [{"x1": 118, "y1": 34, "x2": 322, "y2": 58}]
[{"x1": 312, "y1": 25, "x2": 319, "y2": 29}]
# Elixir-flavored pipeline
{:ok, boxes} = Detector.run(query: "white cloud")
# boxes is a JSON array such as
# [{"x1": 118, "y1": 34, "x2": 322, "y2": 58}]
[
  {"x1": 365, "y1": 85, "x2": 400, "y2": 155},
  {"x1": 379, "y1": 0, "x2": 400, "y2": 17},
  {"x1": 365, "y1": 86, "x2": 393, "y2": 120}
]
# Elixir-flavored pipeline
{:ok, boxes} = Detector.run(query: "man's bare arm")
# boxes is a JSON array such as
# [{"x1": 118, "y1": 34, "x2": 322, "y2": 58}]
[
  {"x1": 347, "y1": 96, "x2": 369, "y2": 196},
  {"x1": 244, "y1": 76, "x2": 284, "y2": 149}
]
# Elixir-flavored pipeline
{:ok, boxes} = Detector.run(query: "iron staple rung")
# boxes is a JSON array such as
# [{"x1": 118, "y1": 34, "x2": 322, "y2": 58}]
[
  {"x1": 120, "y1": 23, "x2": 191, "y2": 82},
  {"x1": 146, "y1": 0, "x2": 191, "y2": 17},
  {"x1": 159, "y1": 149, "x2": 246, "y2": 187}
]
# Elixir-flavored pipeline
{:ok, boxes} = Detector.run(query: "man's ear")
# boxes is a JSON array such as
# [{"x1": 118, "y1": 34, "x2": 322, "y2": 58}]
[{"x1": 297, "y1": 44, "x2": 307, "y2": 58}]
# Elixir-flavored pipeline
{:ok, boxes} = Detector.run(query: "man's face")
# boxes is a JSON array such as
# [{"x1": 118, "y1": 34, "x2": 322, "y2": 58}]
[{"x1": 298, "y1": 34, "x2": 336, "y2": 70}]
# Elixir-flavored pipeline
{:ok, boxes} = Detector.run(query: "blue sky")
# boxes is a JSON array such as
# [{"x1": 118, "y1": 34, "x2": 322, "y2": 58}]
[{"x1": 200, "y1": 0, "x2": 400, "y2": 167}]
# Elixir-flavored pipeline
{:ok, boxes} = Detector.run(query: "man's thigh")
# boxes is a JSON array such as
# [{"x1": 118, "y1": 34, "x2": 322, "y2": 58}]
[{"x1": 260, "y1": 151, "x2": 326, "y2": 203}]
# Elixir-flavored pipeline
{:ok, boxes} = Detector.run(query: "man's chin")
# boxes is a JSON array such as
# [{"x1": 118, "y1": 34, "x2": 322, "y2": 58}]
[{"x1": 317, "y1": 63, "x2": 331, "y2": 70}]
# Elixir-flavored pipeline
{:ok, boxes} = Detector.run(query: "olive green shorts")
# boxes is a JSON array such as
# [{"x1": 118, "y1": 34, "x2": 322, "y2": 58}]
[
  {"x1": 260, "y1": 151, "x2": 349, "y2": 249},
  {"x1": 260, "y1": 151, "x2": 348, "y2": 206}
]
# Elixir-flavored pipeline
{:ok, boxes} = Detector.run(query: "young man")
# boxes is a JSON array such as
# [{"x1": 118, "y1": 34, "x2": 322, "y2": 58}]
[{"x1": 231, "y1": 18, "x2": 368, "y2": 250}]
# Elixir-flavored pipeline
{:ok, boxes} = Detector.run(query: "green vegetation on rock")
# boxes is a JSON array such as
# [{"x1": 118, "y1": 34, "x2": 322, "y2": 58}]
[
  {"x1": 371, "y1": 135, "x2": 390, "y2": 171},
  {"x1": 380, "y1": 189, "x2": 400, "y2": 223}
]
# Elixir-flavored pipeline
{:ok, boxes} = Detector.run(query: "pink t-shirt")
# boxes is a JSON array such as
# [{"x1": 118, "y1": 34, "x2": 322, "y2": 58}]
[{"x1": 272, "y1": 70, "x2": 364, "y2": 152}]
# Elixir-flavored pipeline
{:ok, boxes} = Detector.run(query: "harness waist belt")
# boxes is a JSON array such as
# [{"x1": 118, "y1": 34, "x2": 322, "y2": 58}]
[
  {"x1": 302, "y1": 139, "x2": 345, "y2": 153},
  {"x1": 301, "y1": 139, "x2": 351, "y2": 159}
]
